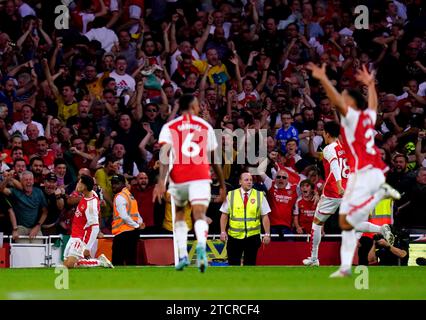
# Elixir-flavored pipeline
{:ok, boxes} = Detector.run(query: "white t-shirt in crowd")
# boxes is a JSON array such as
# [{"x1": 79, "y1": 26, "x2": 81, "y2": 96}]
[
  {"x1": 84, "y1": 27, "x2": 118, "y2": 52},
  {"x1": 9, "y1": 121, "x2": 44, "y2": 141},
  {"x1": 110, "y1": 71, "x2": 136, "y2": 96}
]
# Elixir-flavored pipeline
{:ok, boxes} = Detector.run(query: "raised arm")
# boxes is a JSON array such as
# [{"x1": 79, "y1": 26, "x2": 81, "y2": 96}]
[
  {"x1": 306, "y1": 62, "x2": 347, "y2": 116},
  {"x1": 355, "y1": 64, "x2": 377, "y2": 111},
  {"x1": 106, "y1": 0, "x2": 122, "y2": 29},
  {"x1": 169, "y1": 14, "x2": 179, "y2": 53},
  {"x1": 49, "y1": 37, "x2": 63, "y2": 74},
  {"x1": 139, "y1": 124, "x2": 154, "y2": 160},
  {"x1": 195, "y1": 13, "x2": 213, "y2": 54},
  {"x1": 256, "y1": 57, "x2": 270, "y2": 92},
  {"x1": 95, "y1": 0, "x2": 108, "y2": 18},
  {"x1": 416, "y1": 131, "x2": 425, "y2": 166},
  {"x1": 37, "y1": 19, "x2": 53, "y2": 47},
  {"x1": 229, "y1": 55, "x2": 243, "y2": 93},
  {"x1": 131, "y1": 80, "x2": 144, "y2": 122},
  {"x1": 42, "y1": 58, "x2": 60, "y2": 99}
]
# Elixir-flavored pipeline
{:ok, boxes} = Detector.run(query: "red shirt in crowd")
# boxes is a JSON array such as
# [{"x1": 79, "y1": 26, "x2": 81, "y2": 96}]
[
  {"x1": 293, "y1": 197, "x2": 316, "y2": 233},
  {"x1": 266, "y1": 181, "x2": 298, "y2": 228},
  {"x1": 131, "y1": 185, "x2": 155, "y2": 228}
]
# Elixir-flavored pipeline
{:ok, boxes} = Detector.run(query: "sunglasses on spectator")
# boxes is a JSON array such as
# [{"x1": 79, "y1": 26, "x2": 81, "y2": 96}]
[
  {"x1": 276, "y1": 175, "x2": 288, "y2": 179},
  {"x1": 146, "y1": 108, "x2": 157, "y2": 112}
]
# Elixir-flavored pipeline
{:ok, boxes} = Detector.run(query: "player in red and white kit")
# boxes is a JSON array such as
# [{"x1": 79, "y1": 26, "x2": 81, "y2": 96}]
[
  {"x1": 153, "y1": 94, "x2": 226, "y2": 272},
  {"x1": 307, "y1": 63, "x2": 400, "y2": 277},
  {"x1": 63, "y1": 175, "x2": 113, "y2": 269},
  {"x1": 303, "y1": 121, "x2": 349, "y2": 266}
]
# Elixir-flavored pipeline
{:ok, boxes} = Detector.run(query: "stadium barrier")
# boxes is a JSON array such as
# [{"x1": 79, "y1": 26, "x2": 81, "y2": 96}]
[{"x1": 1, "y1": 234, "x2": 425, "y2": 267}]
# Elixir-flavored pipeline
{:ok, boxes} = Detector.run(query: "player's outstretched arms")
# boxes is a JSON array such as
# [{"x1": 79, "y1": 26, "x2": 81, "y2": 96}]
[
  {"x1": 355, "y1": 64, "x2": 378, "y2": 112},
  {"x1": 306, "y1": 62, "x2": 347, "y2": 116}
]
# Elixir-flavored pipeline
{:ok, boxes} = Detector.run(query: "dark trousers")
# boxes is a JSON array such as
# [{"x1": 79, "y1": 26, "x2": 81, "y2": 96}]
[
  {"x1": 358, "y1": 236, "x2": 374, "y2": 266},
  {"x1": 271, "y1": 225, "x2": 293, "y2": 241},
  {"x1": 227, "y1": 234, "x2": 261, "y2": 266},
  {"x1": 112, "y1": 229, "x2": 140, "y2": 266}
]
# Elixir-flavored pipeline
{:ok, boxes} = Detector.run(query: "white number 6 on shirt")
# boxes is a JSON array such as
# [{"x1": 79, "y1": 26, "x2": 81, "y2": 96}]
[{"x1": 182, "y1": 132, "x2": 201, "y2": 157}]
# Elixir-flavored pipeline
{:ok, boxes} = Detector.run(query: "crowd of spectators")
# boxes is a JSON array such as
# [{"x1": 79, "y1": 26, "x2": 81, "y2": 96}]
[{"x1": 0, "y1": 0, "x2": 425, "y2": 241}]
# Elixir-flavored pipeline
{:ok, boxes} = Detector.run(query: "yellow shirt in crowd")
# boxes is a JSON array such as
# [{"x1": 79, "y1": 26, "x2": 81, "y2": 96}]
[{"x1": 163, "y1": 193, "x2": 193, "y2": 232}]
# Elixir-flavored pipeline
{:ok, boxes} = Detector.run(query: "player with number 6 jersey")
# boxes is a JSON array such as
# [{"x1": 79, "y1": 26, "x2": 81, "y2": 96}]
[
  {"x1": 153, "y1": 94, "x2": 226, "y2": 273},
  {"x1": 307, "y1": 63, "x2": 401, "y2": 277}
]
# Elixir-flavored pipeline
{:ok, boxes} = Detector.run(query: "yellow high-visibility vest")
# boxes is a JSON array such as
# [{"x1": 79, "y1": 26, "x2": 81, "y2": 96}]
[
  {"x1": 363, "y1": 199, "x2": 393, "y2": 239},
  {"x1": 227, "y1": 189, "x2": 262, "y2": 239}
]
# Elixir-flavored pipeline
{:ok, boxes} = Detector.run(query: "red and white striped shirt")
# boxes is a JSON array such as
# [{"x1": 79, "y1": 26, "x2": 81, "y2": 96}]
[
  {"x1": 71, "y1": 192, "x2": 100, "y2": 243},
  {"x1": 159, "y1": 114, "x2": 218, "y2": 184},
  {"x1": 322, "y1": 140, "x2": 349, "y2": 198},
  {"x1": 340, "y1": 107, "x2": 388, "y2": 172}
]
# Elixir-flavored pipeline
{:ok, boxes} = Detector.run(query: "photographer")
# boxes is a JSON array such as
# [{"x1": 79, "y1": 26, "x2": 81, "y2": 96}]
[{"x1": 368, "y1": 230, "x2": 410, "y2": 266}]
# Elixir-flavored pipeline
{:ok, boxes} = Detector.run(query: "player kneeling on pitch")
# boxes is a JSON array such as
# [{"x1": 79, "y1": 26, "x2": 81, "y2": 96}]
[{"x1": 63, "y1": 175, "x2": 113, "y2": 269}]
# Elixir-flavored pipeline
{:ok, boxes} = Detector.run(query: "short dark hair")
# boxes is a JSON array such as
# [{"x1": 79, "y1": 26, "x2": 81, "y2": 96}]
[
  {"x1": 102, "y1": 77, "x2": 116, "y2": 88},
  {"x1": 60, "y1": 82, "x2": 76, "y2": 92},
  {"x1": 324, "y1": 121, "x2": 341, "y2": 138},
  {"x1": 54, "y1": 158, "x2": 67, "y2": 167},
  {"x1": 115, "y1": 55, "x2": 127, "y2": 63},
  {"x1": 300, "y1": 179, "x2": 314, "y2": 189},
  {"x1": 286, "y1": 138, "x2": 298, "y2": 145},
  {"x1": 392, "y1": 153, "x2": 408, "y2": 162},
  {"x1": 29, "y1": 156, "x2": 43, "y2": 166},
  {"x1": 281, "y1": 110, "x2": 293, "y2": 118},
  {"x1": 104, "y1": 154, "x2": 118, "y2": 165},
  {"x1": 382, "y1": 132, "x2": 396, "y2": 144},
  {"x1": 79, "y1": 174, "x2": 94, "y2": 191},
  {"x1": 36, "y1": 136, "x2": 48, "y2": 143},
  {"x1": 13, "y1": 158, "x2": 26, "y2": 166},
  {"x1": 346, "y1": 89, "x2": 366, "y2": 110},
  {"x1": 179, "y1": 94, "x2": 197, "y2": 112},
  {"x1": 11, "y1": 146, "x2": 23, "y2": 153}
]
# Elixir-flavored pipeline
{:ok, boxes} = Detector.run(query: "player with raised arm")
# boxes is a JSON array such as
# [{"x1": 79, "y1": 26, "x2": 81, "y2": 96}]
[
  {"x1": 63, "y1": 175, "x2": 113, "y2": 269},
  {"x1": 303, "y1": 121, "x2": 349, "y2": 266},
  {"x1": 306, "y1": 63, "x2": 401, "y2": 277},
  {"x1": 153, "y1": 94, "x2": 226, "y2": 273}
]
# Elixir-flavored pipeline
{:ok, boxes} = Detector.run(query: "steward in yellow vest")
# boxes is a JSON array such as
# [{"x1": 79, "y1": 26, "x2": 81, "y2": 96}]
[
  {"x1": 111, "y1": 174, "x2": 144, "y2": 265},
  {"x1": 220, "y1": 173, "x2": 271, "y2": 266},
  {"x1": 358, "y1": 199, "x2": 393, "y2": 265},
  {"x1": 363, "y1": 199, "x2": 393, "y2": 239}
]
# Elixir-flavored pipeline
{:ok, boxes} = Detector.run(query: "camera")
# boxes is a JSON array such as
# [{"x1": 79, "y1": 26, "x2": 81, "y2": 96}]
[{"x1": 373, "y1": 233, "x2": 384, "y2": 242}]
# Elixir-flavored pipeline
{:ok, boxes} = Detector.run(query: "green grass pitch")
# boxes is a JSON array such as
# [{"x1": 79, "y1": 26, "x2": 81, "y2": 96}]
[{"x1": 1, "y1": 266, "x2": 426, "y2": 300}]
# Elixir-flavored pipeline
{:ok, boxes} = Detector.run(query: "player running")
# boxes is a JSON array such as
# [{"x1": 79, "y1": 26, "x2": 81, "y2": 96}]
[
  {"x1": 153, "y1": 94, "x2": 226, "y2": 273},
  {"x1": 63, "y1": 175, "x2": 113, "y2": 269},
  {"x1": 303, "y1": 121, "x2": 349, "y2": 266},
  {"x1": 307, "y1": 63, "x2": 401, "y2": 277}
]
